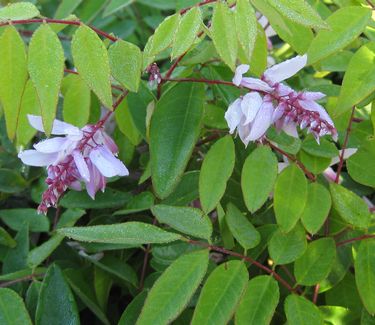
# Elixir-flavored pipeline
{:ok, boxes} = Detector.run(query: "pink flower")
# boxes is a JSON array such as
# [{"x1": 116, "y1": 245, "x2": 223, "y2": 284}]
[
  {"x1": 226, "y1": 55, "x2": 337, "y2": 145},
  {"x1": 18, "y1": 115, "x2": 129, "y2": 213}
]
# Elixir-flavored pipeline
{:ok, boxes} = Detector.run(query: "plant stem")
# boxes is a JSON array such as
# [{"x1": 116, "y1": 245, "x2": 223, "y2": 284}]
[
  {"x1": 335, "y1": 106, "x2": 355, "y2": 183},
  {"x1": 0, "y1": 273, "x2": 44, "y2": 288},
  {"x1": 0, "y1": 19, "x2": 118, "y2": 42},
  {"x1": 188, "y1": 239, "x2": 297, "y2": 293},
  {"x1": 180, "y1": 0, "x2": 218, "y2": 14},
  {"x1": 336, "y1": 234, "x2": 375, "y2": 247},
  {"x1": 312, "y1": 283, "x2": 320, "y2": 304},
  {"x1": 265, "y1": 140, "x2": 316, "y2": 181}
]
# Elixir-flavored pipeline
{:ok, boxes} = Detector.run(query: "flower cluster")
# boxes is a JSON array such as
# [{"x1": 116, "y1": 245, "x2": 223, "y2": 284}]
[
  {"x1": 225, "y1": 55, "x2": 337, "y2": 146},
  {"x1": 18, "y1": 115, "x2": 129, "y2": 214}
]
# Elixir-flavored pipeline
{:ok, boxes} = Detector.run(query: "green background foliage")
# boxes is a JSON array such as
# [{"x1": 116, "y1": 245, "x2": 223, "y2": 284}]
[{"x1": 0, "y1": 0, "x2": 374, "y2": 324}]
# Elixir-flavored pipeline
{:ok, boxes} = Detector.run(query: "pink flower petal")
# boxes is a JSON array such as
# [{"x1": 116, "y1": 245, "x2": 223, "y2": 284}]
[
  {"x1": 18, "y1": 150, "x2": 57, "y2": 167},
  {"x1": 263, "y1": 55, "x2": 307, "y2": 84},
  {"x1": 241, "y1": 77, "x2": 273, "y2": 92},
  {"x1": 298, "y1": 99, "x2": 334, "y2": 127},
  {"x1": 33, "y1": 137, "x2": 68, "y2": 153},
  {"x1": 73, "y1": 150, "x2": 90, "y2": 182},
  {"x1": 225, "y1": 98, "x2": 242, "y2": 134},
  {"x1": 233, "y1": 64, "x2": 249, "y2": 86},
  {"x1": 300, "y1": 91, "x2": 326, "y2": 101},
  {"x1": 241, "y1": 92, "x2": 263, "y2": 125},
  {"x1": 89, "y1": 146, "x2": 129, "y2": 178},
  {"x1": 27, "y1": 115, "x2": 81, "y2": 136},
  {"x1": 282, "y1": 121, "x2": 299, "y2": 138},
  {"x1": 246, "y1": 100, "x2": 274, "y2": 142}
]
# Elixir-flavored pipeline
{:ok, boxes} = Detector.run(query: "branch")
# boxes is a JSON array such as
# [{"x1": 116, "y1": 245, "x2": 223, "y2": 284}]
[
  {"x1": 336, "y1": 234, "x2": 375, "y2": 247},
  {"x1": 180, "y1": 0, "x2": 218, "y2": 14},
  {"x1": 0, "y1": 19, "x2": 118, "y2": 42},
  {"x1": 265, "y1": 140, "x2": 316, "y2": 181},
  {"x1": 188, "y1": 239, "x2": 297, "y2": 293},
  {"x1": 335, "y1": 106, "x2": 355, "y2": 183},
  {"x1": 0, "y1": 273, "x2": 44, "y2": 288}
]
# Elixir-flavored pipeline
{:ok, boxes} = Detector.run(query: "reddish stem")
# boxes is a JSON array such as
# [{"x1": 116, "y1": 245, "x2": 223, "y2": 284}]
[
  {"x1": 366, "y1": 0, "x2": 375, "y2": 9},
  {"x1": 163, "y1": 77, "x2": 237, "y2": 88},
  {"x1": 335, "y1": 106, "x2": 355, "y2": 183},
  {"x1": 265, "y1": 140, "x2": 316, "y2": 181},
  {"x1": 0, "y1": 19, "x2": 118, "y2": 42},
  {"x1": 312, "y1": 283, "x2": 320, "y2": 304},
  {"x1": 188, "y1": 239, "x2": 297, "y2": 293},
  {"x1": 336, "y1": 234, "x2": 375, "y2": 247},
  {"x1": 180, "y1": 0, "x2": 218, "y2": 14}
]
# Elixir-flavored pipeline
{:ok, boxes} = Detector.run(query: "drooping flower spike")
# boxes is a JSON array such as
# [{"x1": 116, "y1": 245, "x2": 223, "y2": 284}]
[
  {"x1": 225, "y1": 55, "x2": 337, "y2": 146},
  {"x1": 18, "y1": 115, "x2": 129, "y2": 214}
]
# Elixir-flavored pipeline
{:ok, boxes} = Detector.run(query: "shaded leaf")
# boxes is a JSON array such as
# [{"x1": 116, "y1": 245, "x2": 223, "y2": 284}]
[
  {"x1": 241, "y1": 146, "x2": 278, "y2": 213},
  {"x1": 235, "y1": 275, "x2": 279, "y2": 325},
  {"x1": 137, "y1": 249, "x2": 209, "y2": 325},
  {"x1": 199, "y1": 136, "x2": 235, "y2": 213},
  {"x1": 285, "y1": 295, "x2": 324, "y2": 325},
  {"x1": 225, "y1": 203, "x2": 260, "y2": 250},
  {"x1": 35, "y1": 264, "x2": 79, "y2": 325},
  {"x1": 150, "y1": 83, "x2": 204, "y2": 198},
  {"x1": 191, "y1": 261, "x2": 248, "y2": 325},
  {"x1": 151, "y1": 205, "x2": 212, "y2": 241},
  {"x1": 0, "y1": 288, "x2": 32, "y2": 325},
  {"x1": 58, "y1": 222, "x2": 182, "y2": 245},
  {"x1": 274, "y1": 164, "x2": 307, "y2": 232}
]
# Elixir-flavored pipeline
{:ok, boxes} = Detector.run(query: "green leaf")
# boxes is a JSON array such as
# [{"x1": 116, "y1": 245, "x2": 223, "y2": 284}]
[
  {"x1": 307, "y1": 7, "x2": 371, "y2": 65},
  {"x1": 225, "y1": 203, "x2": 260, "y2": 250},
  {"x1": 113, "y1": 191, "x2": 154, "y2": 216},
  {"x1": 27, "y1": 235, "x2": 64, "y2": 268},
  {"x1": 58, "y1": 222, "x2": 182, "y2": 245},
  {"x1": 115, "y1": 99, "x2": 141, "y2": 145},
  {"x1": 0, "y1": 268, "x2": 45, "y2": 281},
  {"x1": 336, "y1": 42, "x2": 375, "y2": 116},
  {"x1": 72, "y1": 25, "x2": 112, "y2": 109},
  {"x1": 191, "y1": 260, "x2": 248, "y2": 325},
  {"x1": 0, "y1": 209, "x2": 49, "y2": 232},
  {"x1": 302, "y1": 137, "x2": 338, "y2": 158},
  {"x1": 62, "y1": 74, "x2": 90, "y2": 127},
  {"x1": 274, "y1": 164, "x2": 307, "y2": 232},
  {"x1": 54, "y1": 0, "x2": 83, "y2": 19},
  {"x1": 294, "y1": 238, "x2": 336, "y2": 286},
  {"x1": 103, "y1": 0, "x2": 133, "y2": 17},
  {"x1": 146, "y1": 13, "x2": 180, "y2": 57},
  {"x1": 151, "y1": 205, "x2": 212, "y2": 241},
  {"x1": 172, "y1": 7, "x2": 202, "y2": 59},
  {"x1": 0, "y1": 2, "x2": 40, "y2": 21},
  {"x1": 0, "y1": 288, "x2": 32, "y2": 325},
  {"x1": 0, "y1": 227, "x2": 16, "y2": 248},
  {"x1": 266, "y1": 0, "x2": 327, "y2": 29},
  {"x1": 211, "y1": 2, "x2": 238, "y2": 70},
  {"x1": 119, "y1": 290, "x2": 148, "y2": 325},
  {"x1": 251, "y1": 0, "x2": 313, "y2": 54},
  {"x1": 347, "y1": 138, "x2": 375, "y2": 188},
  {"x1": 0, "y1": 26, "x2": 27, "y2": 140},
  {"x1": 268, "y1": 223, "x2": 307, "y2": 265},
  {"x1": 355, "y1": 239, "x2": 375, "y2": 315},
  {"x1": 3, "y1": 224, "x2": 29, "y2": 273},
  {"x1": 162, "y1": 171, "x2": 200, "y2": 206},
  {"x1": 299, "y1": 151, "x2": 331, "y2": 174},
  {"x1": 59, "y1": 188, "x2": 131, "y2": 209},
  {"x1": 28, "y1": 24, "x2": 64, "y2": 135},
  {"x1": 329, "y1": 183, "x2": 371, "y2": 229},
  {"x1": 301, "y1": 183, "x2": 331, "y2": 234},
  {"x1": 0, "y1": 169, "x2": 26, "y2": 193},
  {"x1": 241, "y1": 146, "x2": 278, "y2": 213},
  {"x1": 109, "y1": 40, "x2": 142, "y2": 92},
  {"x1": 36, "y1": 264, "x2": 79, "y2": 325},
  {"x1": 199, "y1": 136, "x2": 235, "y2": 213},
  {"x1": 235, "y1": 275, "x2": 279, "y2": 325},
  {"x1": 235, "y1": 0, "x2": 257, "y2": 59},
  {"x1": 150, "y1": 82, "x2": 204, "y2": 198},
  {"x1": 285, "y1": 295, "x2": 324, "y2": 325},
  {"x1": 16, "y1": 80, "x2": 39, "y2": 147},
  {"x1": 25, "y1": 281, "x2": 42, "y2": 322},
  {"x1": 137, "y1": 249, "x2": 209, "y2": 325}
]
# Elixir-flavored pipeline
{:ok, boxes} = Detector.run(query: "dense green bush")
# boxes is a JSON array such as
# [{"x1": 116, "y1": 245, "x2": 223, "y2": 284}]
[{"x1": 0, "y1": 0, "x2": 374, "y2": 324}]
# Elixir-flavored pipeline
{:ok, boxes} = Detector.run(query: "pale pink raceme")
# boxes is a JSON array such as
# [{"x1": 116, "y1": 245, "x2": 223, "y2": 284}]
[
  {"x1": 225, "y1": 55, "x2": 337, "y2": 146},
  {"x1": 18, "y1": 115, "x2": 129, "y2": 214}
]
